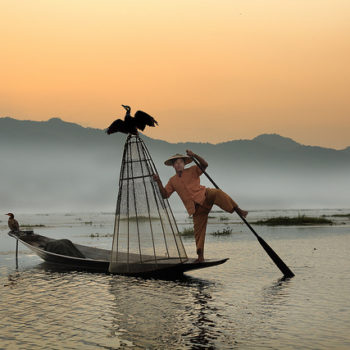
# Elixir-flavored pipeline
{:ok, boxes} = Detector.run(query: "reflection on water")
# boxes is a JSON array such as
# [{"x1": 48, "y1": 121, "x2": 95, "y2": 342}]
[
  {"x1": 261, "y1": 278, "x2": 292, "y2": 306},
  {"x1": 108, "y1": 276, "x2": 226, "y2": 349},
  {"x1": 1, "y1": 210, "x2": 350, "y2": 349},
  {"x1": 0, "y1": 267, "x2": 235, "y2": 349}
]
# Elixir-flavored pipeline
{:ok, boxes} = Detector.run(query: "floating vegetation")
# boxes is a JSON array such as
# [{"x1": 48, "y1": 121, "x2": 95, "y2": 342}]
[
  {"x1": 21, "y1": 224, "x2": 46, "y2": 228},
  {"x1": 219, "y1": 216, "x2": 229, "y2": 221},
  {"x1": 211, "y1": 227, "x2": 233, "y2": 236},
  {"x1": 179, "y1": 227, "x2": 194, "y2": 236},
  {"x1": 84, "y1": 221, "x2": 93, "y2": 225},
  {"x1": 253, "y1": 215, "x2": 333, "y2": 226},
  {"x1": 330, "y1": 213, "x2": 350, "y2": 218},
  {"x1": 120, "y1": 216, "x2": 159, "y2": 221},
  {"x1": 89, "y1": 233, "x2": 113, "y2": 238}
]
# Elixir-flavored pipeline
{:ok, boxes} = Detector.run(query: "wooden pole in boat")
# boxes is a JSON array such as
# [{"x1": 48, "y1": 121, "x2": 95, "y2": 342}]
[
  {"x1": 190, "y1": 156, "x2": 295, "y2": 279},
  {"x1": 15, "y1": 238, "x2": 19, "y2": 270}
]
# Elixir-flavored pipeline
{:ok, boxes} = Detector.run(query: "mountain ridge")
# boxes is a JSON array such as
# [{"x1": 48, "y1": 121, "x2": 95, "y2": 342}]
[{"x1": 1, "y1": 116, "x2": 347, "y2": 151}]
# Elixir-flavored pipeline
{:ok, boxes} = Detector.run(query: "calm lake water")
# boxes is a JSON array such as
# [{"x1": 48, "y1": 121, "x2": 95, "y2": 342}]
[{"x1": 1, "y1": 209, "x2": 350, "y2": 349}]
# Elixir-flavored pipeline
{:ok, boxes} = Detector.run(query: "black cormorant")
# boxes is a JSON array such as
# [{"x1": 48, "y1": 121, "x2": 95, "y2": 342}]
[
  {"x1": 106, "y1": 105, "x2": 158, "y2": 135},
  {"x1": 6, "y1": 213, "x2": 20, "y2": 232}
]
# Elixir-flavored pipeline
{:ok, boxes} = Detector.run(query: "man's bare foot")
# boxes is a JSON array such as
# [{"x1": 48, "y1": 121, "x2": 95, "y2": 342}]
[
  {"x1": 194, "y1": 257, "x2": 204, "y2": 263},
  {"x1": 236, "y1": 207, "x2": 248, "y2": 218}
]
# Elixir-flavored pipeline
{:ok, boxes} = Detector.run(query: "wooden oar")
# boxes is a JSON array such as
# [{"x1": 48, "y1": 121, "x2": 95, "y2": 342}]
[{"x1": 191, "y1": 156, "x2": 295, "y2": 279}]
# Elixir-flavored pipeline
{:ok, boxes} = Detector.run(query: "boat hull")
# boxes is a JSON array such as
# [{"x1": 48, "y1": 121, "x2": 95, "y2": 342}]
[{"x1": 8, "y1": 232, "x2": 228, "y2": 277}]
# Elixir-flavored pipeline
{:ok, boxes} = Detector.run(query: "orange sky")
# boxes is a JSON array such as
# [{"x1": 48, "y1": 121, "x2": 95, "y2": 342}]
[{"x1": 1, "y1": 1, "x2": 349, "y2": 149}]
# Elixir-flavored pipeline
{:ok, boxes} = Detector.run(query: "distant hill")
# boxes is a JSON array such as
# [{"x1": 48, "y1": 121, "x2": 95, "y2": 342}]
[{"x1": 1, "y1": 117, "x2": 349, "y2": 212}]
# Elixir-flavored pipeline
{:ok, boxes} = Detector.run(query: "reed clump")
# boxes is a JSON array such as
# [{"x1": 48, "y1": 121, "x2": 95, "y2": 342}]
[
  {"x1": 120, "y1": 216, "x2": 159, "y2": 221},
  {"x1": 211, "y1": 227, "x2": 233, "y2": 236},
  {"x1": 253, "y1": 215, "x2": 333, "y2": 226},
  {"x1": 180, "y1": 227, "x2": 194, "y2": 236},
  {"x1": 89, "y1": 233, "x2": 113, "y2": 238}
]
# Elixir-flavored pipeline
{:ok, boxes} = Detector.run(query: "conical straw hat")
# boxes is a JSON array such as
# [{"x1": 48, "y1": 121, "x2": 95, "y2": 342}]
[{"x1": 164, "y1": 153, "x2": 193, "y2": 166}]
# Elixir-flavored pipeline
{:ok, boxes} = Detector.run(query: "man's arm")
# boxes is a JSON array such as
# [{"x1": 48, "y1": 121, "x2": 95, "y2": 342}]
[
  {"x1": 153, "y1": 174, "x2": 171, "y2": 199},
  {"x1": 186, "y1": 150, "x2": 208, "y2": 171}
]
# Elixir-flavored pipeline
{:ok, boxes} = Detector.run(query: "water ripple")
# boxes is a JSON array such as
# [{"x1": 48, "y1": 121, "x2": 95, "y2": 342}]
[{"x1": 1, "y1": 220, "x2": 350, "y2": 349}]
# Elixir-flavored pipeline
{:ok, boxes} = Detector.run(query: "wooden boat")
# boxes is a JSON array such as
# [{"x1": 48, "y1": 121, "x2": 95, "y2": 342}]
[{"x1": 8, "y1": 231, "x2": 228, "y2": 277}]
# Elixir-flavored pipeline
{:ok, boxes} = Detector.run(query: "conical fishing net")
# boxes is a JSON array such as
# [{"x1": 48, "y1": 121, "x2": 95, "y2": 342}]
[{"x1": 109, "y1": 135, "x2": 188, "y2": 274}]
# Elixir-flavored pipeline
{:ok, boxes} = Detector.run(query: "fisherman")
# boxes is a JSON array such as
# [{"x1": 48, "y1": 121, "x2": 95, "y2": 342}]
[
  {"x1": 153, "y1": 150, "x2": 248, "y2": 262},
  {"x1": 6, "y1": 213, "x2": 20, "y2": 232}
]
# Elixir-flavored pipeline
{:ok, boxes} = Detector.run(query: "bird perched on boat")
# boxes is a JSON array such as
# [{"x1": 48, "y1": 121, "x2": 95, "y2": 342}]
[
  {"x1": 106, "y1": 105, "x2": 158, "y2": 135},
  {"x1": 6, "y1": 213, "x2": 20, "y2": 232}
]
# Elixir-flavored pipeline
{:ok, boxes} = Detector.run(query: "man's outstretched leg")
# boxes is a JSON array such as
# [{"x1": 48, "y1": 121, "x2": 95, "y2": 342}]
[
  {"x1": 192, "y1": 189, "x2": 247, "y2": 262},
  {"x1": 205, "y1": 188, "x2": 248, "y2": 218}
]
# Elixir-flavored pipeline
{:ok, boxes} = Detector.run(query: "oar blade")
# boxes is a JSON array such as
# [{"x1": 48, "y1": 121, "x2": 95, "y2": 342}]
[{"x1": 256, "y1": 235, "x2": 295, "y2": 278}]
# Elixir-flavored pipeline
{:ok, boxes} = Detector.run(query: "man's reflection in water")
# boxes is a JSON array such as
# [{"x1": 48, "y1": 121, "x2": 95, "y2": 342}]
[
  {"x1": 182, "y1": 281, "x2": 217, "y2": 349},
  {"x1": 108, "y1": 275, "x2": 231, "y2": 349}
]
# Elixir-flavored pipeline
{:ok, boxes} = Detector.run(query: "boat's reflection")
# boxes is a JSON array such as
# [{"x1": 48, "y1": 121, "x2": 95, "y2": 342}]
[
  {"x1": 107, "y1": 273, "x2": 225, "y2": 349},
  {"x1": 7, "y1": 262, "x2": 293, "y2": 349}
]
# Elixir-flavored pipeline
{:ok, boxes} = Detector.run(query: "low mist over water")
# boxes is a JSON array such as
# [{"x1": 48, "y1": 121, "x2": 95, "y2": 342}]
[{"x1": 1, "y1": 117, "x2": 349, "y2": 213}]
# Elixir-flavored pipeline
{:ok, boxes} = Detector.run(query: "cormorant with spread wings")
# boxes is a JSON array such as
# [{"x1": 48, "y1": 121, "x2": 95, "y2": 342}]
[{"x1": 106, "y1": 105, "x2": 158, "y2": 135}]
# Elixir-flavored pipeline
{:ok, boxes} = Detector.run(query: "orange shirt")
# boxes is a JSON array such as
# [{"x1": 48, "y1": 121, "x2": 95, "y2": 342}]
[{"x1": 164, "y1": 165, "x2": 206, "y2": 215}]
